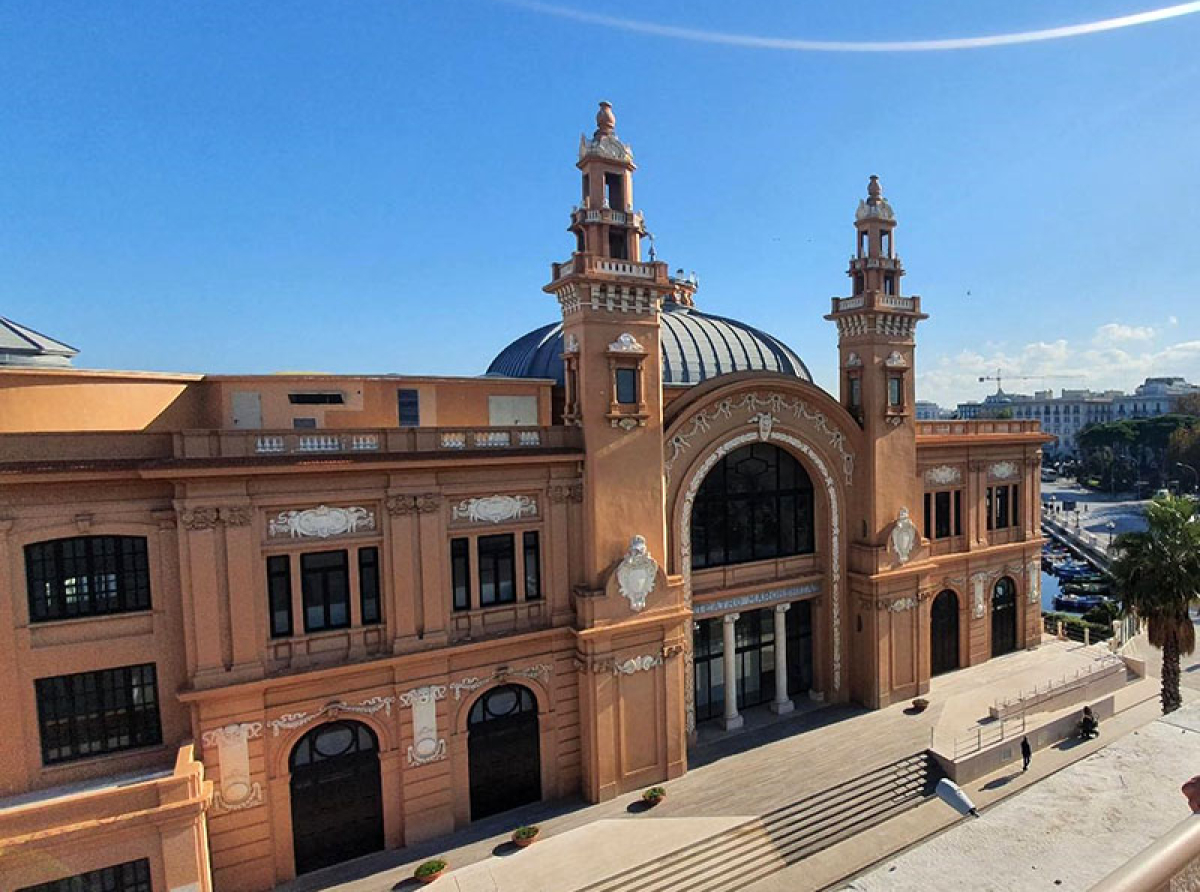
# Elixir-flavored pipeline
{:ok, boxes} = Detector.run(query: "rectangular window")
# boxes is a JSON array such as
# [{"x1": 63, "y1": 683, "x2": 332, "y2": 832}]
[
  {"x1": 35, "y1": 664, "x2": 161, "y2": 765},
  {"x1": 888, "y1": 375, "x2": 903, "y2": 407},
  {"x1": 934, "y1": 490, "x2": 952, "y2": 539},
  {"x1": 287, "y1": 392, "x2": 344, "y2": 404},
  {"x1": 25, "y1": 536, "x2": 151, "y2": 623},
  {"x1": 996, "y1": 485, "x2": 1010, "y2": 529},
  {"x1": 293, "y1": 417, "x2": 317, "y2": 429},
  {"x1": 986, "y1": 487, "x2": 994, "y2": 531},
  {"x1": 18, "y1": 859, "x2": 153, "y2": 892},
  {"x1": 848, "y1": 376, "x2": 862, "y2": 409},
  {"x1": 523, "y1": 531, "x2": 541, "y2": 600},
  {"x1": 953, "y1": 489, "x2": 963, "y2": 536},
  {"x1": 451, "y1": 538, "x2": 470, "y2": 611},
  {"x1": 478, "y1": 534, "x2": 516, "y2": 607},
  {"x1": 300, "y1": 550, "x2": 350, "y2": 633},
  {"x1": 923, "y1": 492, "x2": 932, "y2": 539},
  {"x1": 615, "y1": 367, "x2": 638, "y2": 405},
  {"x1": 267, "y1": 555, "x2": 293, "y2": 638},
  {"x1": 359, "y1": 547, "x2": 381, "y2": 625},
  {"x1": 398, "y1": 388, "x2": 420, "y2": 426},
  {"x1": 1011, "y1": 485, "x2": 1020, "y2": 530}
]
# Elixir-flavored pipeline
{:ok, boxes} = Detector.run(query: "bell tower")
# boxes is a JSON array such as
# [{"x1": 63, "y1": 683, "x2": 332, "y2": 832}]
[
  {"x1": 826, "y1": 176, "x2": 928, "y2": 547},
  {"x1": 544, "y1": 103, "x2": 687, "y2": 801}
]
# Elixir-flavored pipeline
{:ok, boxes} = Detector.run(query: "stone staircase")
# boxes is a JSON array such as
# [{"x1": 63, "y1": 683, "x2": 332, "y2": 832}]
[{"x1": 577, "y1": 751, "x2": 943, "y2": 892}]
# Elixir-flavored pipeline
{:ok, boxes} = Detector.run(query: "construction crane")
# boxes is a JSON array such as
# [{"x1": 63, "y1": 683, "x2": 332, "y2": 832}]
[{"x1": 978, "y1": 369, "x2": 1085, "y2": 394}]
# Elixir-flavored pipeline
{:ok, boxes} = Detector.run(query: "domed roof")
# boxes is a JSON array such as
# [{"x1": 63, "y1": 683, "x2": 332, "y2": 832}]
[{"x1": 486, "y1": 301, "x2": 811, "y2": 386}]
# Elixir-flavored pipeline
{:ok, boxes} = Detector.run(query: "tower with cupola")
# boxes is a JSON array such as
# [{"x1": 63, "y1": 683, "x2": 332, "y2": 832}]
[{"x1": 544, "y1": 102, "x2": 687, "y2": 800}]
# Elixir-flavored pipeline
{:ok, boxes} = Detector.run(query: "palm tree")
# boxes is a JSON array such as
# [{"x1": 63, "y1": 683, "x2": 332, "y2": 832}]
[{"x1": 1110, "y1": 495, "x2": 1200, "y2": 713}]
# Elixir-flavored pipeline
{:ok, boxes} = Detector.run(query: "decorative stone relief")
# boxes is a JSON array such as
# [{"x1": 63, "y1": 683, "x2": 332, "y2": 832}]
[
  {"x1": 385, "y1": 494, "x2": 441, "y2": 516},
  {"x1": 665, "y1": 391, "x2": 855, "y2": 485},
  {"x1": 220, "y1": 506, "x2": 252, "y2": 527},
  {"x1": 205, "y1": 723, "x2": 263, "y2": 813},
  {"x1": 749, "y1": 413, "x2": 775, "y2": 442},
  {"x1": 608, "y1": 332, "x2": 644, "y2": 353},
  {"x1": 845, "y1": 352, "x2": 863, "y2": 368},
  {"x1": 548, "y1": 482, "x2": 584, "y2": 503},
  {"x1": 887, "y1": 597, "x2": 918, "y2": 613},
  {"x1": 616, "y1": 535, "x2": 658, "y2": 612},
  {"x1": 564, "y1": 333, "x2": 579, "y2": 354},
  {"x1": 989, "y1": 461, "x2": 1020, "y2": 480},
  {"x1": 449, "y1": 664, "x2": 552, "y2": 700},
  {"x1": 924, "y1": 465, "x2": 962, "y2": 486},
  {"x1": 268, "y1": 505, "x2": 375, "y2": 539},
  {"x1": 400, "y1": 686, "x2": 447, "y2": 768},
  {"x1": 1027, "y1": 560, "x2": 1040, "y2": 605},
  {"x1": 889, "y1": 508, "x2": 919, "y2": 564},
  {"x1": 616, "y1": 417, "x2": 640, "y2": 432},
  {"x1": 613, "y1": 654, "x2": 663, "y2": 675},
  {"x1": 693, "y1": 582, "x2": 820, "y2": 616},
  {"x1": 970, "y1": 572, "x2": 990, "y2": 619},
  {"x1": 452, "y1": 494, "x2": 537, "y2": 525},
  {"x1": 179, "y1": 507, "x2": 219, "y2": 531},
  {"x1": 267, "y1": 695, "x2": 396, "y2": 737},
  {"x1": 884, "y1": 350, "x2": 908, "y2": 368}
]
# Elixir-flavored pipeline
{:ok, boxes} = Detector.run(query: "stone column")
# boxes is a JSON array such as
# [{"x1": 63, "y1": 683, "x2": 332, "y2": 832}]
[
  {"x1": 721, "y1": 613, "x2": 743, "y2": 731},
  {"x1": 771, "y1": 603, "x2": 793, "y2": 715}
]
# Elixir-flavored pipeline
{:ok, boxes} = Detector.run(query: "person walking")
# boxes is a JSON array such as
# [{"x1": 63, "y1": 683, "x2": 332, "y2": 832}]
[{"x1": 1021, "y1": 736, "x2": 1032, "y2": 772}]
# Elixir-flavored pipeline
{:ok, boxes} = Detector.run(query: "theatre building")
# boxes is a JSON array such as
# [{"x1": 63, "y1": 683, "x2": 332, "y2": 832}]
[{"x1": 0, "y1": 103, "x2": 1050, "y2": 892}]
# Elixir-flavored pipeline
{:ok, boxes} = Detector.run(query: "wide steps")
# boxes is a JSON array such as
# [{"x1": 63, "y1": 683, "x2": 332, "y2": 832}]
[{"x1": 578, "y1": 751, "x2": 942, "y2": 892}]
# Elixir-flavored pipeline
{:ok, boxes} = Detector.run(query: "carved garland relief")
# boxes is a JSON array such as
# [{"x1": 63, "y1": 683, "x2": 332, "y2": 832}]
[
  {"x1": 267, "y1": 505, "x2": 376, "y2": 539},
  {"x1": 451, "y1": 495, "x2": 537, "y2": 525}
]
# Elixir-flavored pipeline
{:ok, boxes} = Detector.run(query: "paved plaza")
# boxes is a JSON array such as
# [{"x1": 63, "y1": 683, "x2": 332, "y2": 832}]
[{"x1": 280, "y1": 637, "x2": 1159, "y2": 892}]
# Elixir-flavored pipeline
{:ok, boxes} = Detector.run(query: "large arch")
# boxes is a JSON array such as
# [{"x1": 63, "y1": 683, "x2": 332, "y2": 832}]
[
  {"x1": 465, "y1": 683, "x2": 541, "y2": 821},
  {"x1": 663, "y1": 376, "x2": 861, "y2": 733},
  {"x1": 288, "y1": 720, "x2": 383, "y2": 875}
]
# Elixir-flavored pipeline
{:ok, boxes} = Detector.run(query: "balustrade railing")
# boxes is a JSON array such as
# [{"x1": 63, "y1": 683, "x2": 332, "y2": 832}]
[{"x1": 915, "y1": 419, "x2": 1043, "y2": 436}]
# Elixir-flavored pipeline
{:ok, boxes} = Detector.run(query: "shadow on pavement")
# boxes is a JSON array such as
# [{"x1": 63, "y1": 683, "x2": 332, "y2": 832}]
[
  {"x1": 689, "y1": 703, "x2": 867, "y2": 770},
  {"x1": 982, "y1": 773, "x2": 1020, "y2": 790}
]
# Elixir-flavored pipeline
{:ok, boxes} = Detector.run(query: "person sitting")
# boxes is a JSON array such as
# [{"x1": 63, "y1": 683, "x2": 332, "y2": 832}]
[{"x1": 1079, "y1": 706, "x2": 1099, "y2": 739}]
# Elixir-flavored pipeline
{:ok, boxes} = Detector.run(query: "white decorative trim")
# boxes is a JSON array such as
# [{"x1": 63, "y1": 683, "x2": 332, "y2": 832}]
[
  {"x1": 564, "y1": 333, "x2": 579, "y2": 354},
  {"x1": 990, "y1": 461, "x2": 1020, "y2": 480},
  {"x1": 268, "y1": 505, "x2": 375, "y2": 539},
  {"x1": 924, "y1": 465, "x2": 962, "y2": 486},
  {"x1": 213, "y1": 782, "x2": 264, "y2": 813},
  {"x1": 613, "y1": 654, "x2": 663, "y2": 675},
  {"x1": 666, "y1": 392, "x2": 855, "y2": 485},
  {"x1": 450, "y1": 664, "x2": 553, "y2": 700},
  {"x1": 884, "y1": 350, "x2": 908, "y2": 368},
  {"x1": 451, "y1": 494, "x2": 537, "y2": 525},
  {"x1": 889, "y1": 507, "x2": 919, "y2": 564},
  {"x1": 267, "y1": 695, "x2": 396, "y2": 737},
  {"x1": 1027, "y1": 559, "x2": 1040, "y2": 605},
  {"x1": 616, "y1": 535, "x2": 658, "y2": 612},
  {"x1": 693, "y1": 582, "x2": 820, "y2": 616},
  {"x1": 407, "y1": 738, "x2": 446, "y2": 767},
  {"x1": 201, "y1": 721, "x2": 263, "y2": 749},
  {"x1": 845, "y1": 352, "x2": 863, "y2": 368},
  {"x1": 749, "y1": 413, "x2": 775, "y2": 442},
  {"x1": 398, "y1": 685, "x2": 446, "y2": 708},
  {"x1": 970, "y1": 572, "x2": 989, "y2": 619},
  {"x1": 888, "y1": 597, "x2": 918, "y2": 613},
  {"x1": 608, "y1": 332, "x2": 645, "y2": 353}
]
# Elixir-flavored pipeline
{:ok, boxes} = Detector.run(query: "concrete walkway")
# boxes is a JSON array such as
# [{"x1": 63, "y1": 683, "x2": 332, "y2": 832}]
[{"x1": 278, "y1": 637, "x2": 1151, "y2": 892}]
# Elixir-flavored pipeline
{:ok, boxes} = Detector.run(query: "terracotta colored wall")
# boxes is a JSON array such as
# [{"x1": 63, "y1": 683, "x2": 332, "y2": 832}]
[{"x1": 0, "y1": 371, "x2": 209, "y2": 433}]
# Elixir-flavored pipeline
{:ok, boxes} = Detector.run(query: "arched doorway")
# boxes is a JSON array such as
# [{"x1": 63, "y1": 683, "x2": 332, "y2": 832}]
[
  {"x1": 930, "y1": 589, "x2": 960, "y2": 675},
  {"x1": 991, "y1": 577, "x2": 1018, "y2": 657},
  {"x1": 468, "y1": 684, "x2": 541, "y2": 820},
  {"x1": 289, "y1": 721, "x2": 383, "y2": 875}
]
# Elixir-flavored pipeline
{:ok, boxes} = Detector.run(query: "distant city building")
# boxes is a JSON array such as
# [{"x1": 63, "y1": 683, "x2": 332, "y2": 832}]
[
  {"x1": 914, "y1": 400, "x2": 948, "y2": 420},
  {"x1": 955, "y1": 377, "x2": 1199, "y2": 456}
]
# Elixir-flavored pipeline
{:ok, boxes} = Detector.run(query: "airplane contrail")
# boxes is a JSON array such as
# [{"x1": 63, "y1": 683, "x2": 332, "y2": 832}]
[{"x1": 495, "y1": 0, "x2": 1200, "y2": 52}]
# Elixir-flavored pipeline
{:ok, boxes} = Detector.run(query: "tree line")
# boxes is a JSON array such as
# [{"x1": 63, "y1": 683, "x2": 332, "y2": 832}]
[{"x1": 1073, "y1": 393, "x2": 1200, "y2": 493}]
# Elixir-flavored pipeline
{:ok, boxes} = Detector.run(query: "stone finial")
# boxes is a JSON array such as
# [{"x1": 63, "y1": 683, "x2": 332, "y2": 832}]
[
  {"x1": 595, "y1": 101, "x2": 616, "y2": 137},
  {"x1": 867, "y1": 174, "x2": 882, "y2": 203}
]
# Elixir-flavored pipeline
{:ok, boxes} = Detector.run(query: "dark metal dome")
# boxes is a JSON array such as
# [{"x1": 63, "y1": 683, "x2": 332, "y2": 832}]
[{"x1": 486, "y1": 301, "x2": 811, "y2": 386}]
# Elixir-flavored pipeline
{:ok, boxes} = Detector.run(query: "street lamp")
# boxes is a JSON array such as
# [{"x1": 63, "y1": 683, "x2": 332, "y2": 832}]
[{"x1": 1107, "y1": 520, "x2": 1116, "y2": 549}]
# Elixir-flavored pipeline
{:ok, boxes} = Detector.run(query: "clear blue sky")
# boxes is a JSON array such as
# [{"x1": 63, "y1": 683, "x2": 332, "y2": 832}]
[{"x1": 2, "y1": 1, "x2": 1198, "y2": 405}]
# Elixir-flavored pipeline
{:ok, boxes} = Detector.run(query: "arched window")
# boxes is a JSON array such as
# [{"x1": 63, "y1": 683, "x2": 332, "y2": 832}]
[
  {"x1": 690, "y1": 443, "x2": 815, "y2": 570},
  {"x1": 469, "y1": 684, "x2": 537, "y2": 726},
  {"x1": 290, "y1": 720, "x2": 378, "y2": 769}
]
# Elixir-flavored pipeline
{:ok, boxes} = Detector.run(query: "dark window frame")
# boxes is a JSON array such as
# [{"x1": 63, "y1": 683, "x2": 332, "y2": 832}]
[
  {"x1": 477, "y1": 534, "x2": 516, "y2": 607},
  {"x1": 300, "y1": 550, "x2": 350, "y2": 633},
  {"x1": 451, "y1": 538, "x2": 471, "y2": 611},
  {"x1": 35, "y1": 664, "x2": 162, "y2": 765},
  {"x1": 18, "y1": 859, "x2": 152, "y2": 892},
  {"x1": 267, "y1": 554, "x2": 293, "y2": 638},
  {"x1": 615, "y1": 367, "x2": 638, "y2": 405},
  {"x1": 359, "y1": 547, "x2": 381, "y2": 625},
  {"x1": 523, "y1": 531, "x2": 541, "y2": 600},
  {"x1": 25, "y1": 536, "x2": 151, "y2": 623},
  {"x1": 398, "y1": 388, "x2": 420, "y2": 427}
]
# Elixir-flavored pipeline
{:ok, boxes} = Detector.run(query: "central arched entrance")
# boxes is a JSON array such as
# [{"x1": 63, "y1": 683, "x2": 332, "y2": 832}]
[
  {"x1": 468, "y1": 684, "x2": 541, "y2": 820},
  {"x1": 930, "y1": 589, "x2": 960, "y2": 675},
  {"x1": 991, "y1": 577, "x2": 1018, "y2": 657},
  {"x1": 289, "y1": 721, "x2": 383, "y2": 875}
]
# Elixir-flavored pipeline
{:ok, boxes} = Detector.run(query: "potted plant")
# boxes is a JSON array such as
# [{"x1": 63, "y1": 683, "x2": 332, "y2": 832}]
[
  {"x1": 912, "y1": 697, "x2": 930, "y2": 713},
  {"x1": 512, "y1": 825, "x2": 541, "y2": 847},
  {"x1": 642, "y1": 786, "x2": 667, "y2": 807},
  {"x1": 414, "y1": 858, "x2": 448, "y2": 884}
]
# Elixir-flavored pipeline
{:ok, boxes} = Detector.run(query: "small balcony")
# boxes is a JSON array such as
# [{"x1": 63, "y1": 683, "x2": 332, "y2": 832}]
[
  {"x1": 916, "y1": 420, "x2": 1044, "y2": 437},
  {"x1": 829, "y1": 292, "x2": 920, "y2": 314},
  {"x1": 551, "y1": 252, "x2": 665, "y2": 283},
  {"x1": 173, "y1": 426, "x2": 582, "y2": 458}
]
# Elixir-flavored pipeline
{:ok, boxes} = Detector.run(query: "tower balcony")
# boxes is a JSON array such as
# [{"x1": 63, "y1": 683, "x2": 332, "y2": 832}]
[
  {"x1": 550, "y1": 252, "x2": 667, "y2": 283},
  {"x1": 829, "y1": 292, "x2": 922, "y2": 314},
  {"x1": 847, "y1": 255, "x2": 904, "y2": 271},
  {"x1": 570, "y1": 206, "x2": 645, "y2": 230}
]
